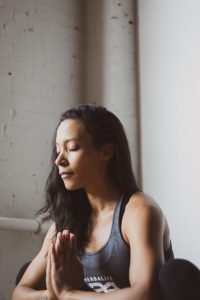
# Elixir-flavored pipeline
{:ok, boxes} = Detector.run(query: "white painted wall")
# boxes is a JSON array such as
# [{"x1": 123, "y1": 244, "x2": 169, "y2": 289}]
[
  {"x1": 138, "y1": 0, "x2": 200, "y2": 267},
  {"x1": 85, "y1": 0, "x2": 140, "y2": 179},
  {"x1": 0, "y1": 1, "x2": 84, "y2": 299}
]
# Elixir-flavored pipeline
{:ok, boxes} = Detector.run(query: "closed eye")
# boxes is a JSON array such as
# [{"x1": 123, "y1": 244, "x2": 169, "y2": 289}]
[{"x1": 69, "y1": 147, "x2": 79, "y2": 151}]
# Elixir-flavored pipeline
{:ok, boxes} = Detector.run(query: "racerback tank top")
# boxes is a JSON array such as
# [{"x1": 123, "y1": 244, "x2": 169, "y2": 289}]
[{"x1": 80, "y1": 191, "x2": 174, "y2": 293}]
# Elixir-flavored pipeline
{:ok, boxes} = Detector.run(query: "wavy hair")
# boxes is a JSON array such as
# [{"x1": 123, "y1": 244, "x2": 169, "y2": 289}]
[{"x1": 38, "y1": 104, "x2": 140, "y2": 251}]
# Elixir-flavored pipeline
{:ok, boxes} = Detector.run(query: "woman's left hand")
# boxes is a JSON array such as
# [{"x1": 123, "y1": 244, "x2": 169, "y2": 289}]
[
  {"x1": 46, "y1": 245, "x2": 59, "y2": 300},
  {"x1": 47, "y1": 231, "x2": 84, "y2": 299}
]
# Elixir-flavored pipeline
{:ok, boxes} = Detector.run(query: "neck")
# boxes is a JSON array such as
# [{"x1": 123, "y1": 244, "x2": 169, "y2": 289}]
[{"x1": 85, "y1": 180, "x2": 121, "y2": 213}]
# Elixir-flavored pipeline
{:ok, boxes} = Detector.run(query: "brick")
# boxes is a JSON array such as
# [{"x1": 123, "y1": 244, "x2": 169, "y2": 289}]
[
  {"x1": 53, "y1": 83, "x2": 82, "y2": 104},
  {"x1": 0, "y1": 57, "x2": 32, "y2": 79},
  {"x1": 0, "y1": 7, "x2": 14, "y2": 23},
  {"x1": 3, "y1": 23, "x2": 24, "y2": 42},
  {"x1": 0, "y1": 89, "x2": 13, "y2": 109},
  {"x1": 10, "y1": 0, "x2": 31, "y2": 14},
  {"x1": 0, "y1": 71, "x2": 13, "y2": 91},
  {"x1": 14, "y1": 12, "x2": 53, "y2": 37},
  {"x1": 13, "y1": 76, "x2": 54, "y2": 98},
  {"x1": 22, "y1": 28, "x2": 45, "y2": 47},
  {"x1": 12, "y1": 42, "x2": 46, "y2": 65},
  {"x1": 30, "y1": 1, "x2": 55, "y2": 22},
  {"x1": 53, "y1": 22, "x2": 83, "y2": 45},
  {"x1": 0, "y1": 39, "x2": 12, "y2": 58}
]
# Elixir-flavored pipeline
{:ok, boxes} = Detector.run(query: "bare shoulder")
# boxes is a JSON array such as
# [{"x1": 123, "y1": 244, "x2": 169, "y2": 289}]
[
  {"x1": 122, "y1": 192, "x2": 167, "y2": 243},
  {"x1": 125, "y1": 192, "x2": 164, "y2": 218}
]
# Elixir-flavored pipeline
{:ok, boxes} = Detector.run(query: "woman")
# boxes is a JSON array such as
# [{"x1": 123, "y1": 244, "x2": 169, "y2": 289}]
[{"x1": 12, "y1": 104, "x2": 199, "y2": 300}]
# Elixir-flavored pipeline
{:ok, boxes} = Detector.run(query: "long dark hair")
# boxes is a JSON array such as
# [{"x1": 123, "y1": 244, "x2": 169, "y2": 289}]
[{"x1": 38, "y1": 104, "x2": 140, "y2": 251}]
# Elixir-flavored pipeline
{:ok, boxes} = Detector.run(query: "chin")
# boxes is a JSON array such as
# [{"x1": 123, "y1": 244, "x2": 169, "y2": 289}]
[{"x1": 63, "y1": 181, "x2": 83, "y2": 191}]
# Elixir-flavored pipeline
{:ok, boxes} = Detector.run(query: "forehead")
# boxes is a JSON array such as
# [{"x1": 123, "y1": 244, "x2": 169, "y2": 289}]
[{"x1": 56, "y1": 119, "x2": 88, "y2": 144}]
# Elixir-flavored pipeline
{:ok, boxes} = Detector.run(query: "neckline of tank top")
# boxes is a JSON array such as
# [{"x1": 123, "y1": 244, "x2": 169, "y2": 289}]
[
  {"x1": 83, "y1": 192, "x2": 125, "y2": 256},
  {"x1": 82, "y1": 191, "x2": 174, "y2": 259}
]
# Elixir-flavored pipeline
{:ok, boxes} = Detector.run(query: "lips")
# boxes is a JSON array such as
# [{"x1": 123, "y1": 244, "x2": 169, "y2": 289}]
[{"x1": 59, "y1": 171, "x2": 74, "y2": 179}]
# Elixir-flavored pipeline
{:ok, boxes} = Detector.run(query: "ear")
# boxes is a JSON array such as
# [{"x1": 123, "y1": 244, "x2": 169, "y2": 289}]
[{"x1": 99, "y1": 143, "x2": 114, "y2": 161}]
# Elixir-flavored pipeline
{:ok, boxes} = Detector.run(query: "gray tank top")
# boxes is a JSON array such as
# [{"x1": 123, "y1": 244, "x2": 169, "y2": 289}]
[{"x1": 80, "y1": 191, "x2": 174, "y2": 293}]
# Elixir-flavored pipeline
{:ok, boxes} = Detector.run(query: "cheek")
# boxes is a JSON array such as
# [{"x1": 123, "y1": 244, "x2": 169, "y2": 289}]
[
  {"x1": 70, "y1": 152, "x2": 89, "y2": 171},
  {"x1": 69, "y1": 150, "x2": 102, "y2": 174}
]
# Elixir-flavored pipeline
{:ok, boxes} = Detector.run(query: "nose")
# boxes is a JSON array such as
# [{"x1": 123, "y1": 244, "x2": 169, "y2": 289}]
[{"x1": 55, "y1": 150, "x2": 69, "y2": 166}]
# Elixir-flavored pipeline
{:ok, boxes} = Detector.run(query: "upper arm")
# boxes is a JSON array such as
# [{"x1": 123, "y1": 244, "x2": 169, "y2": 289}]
[
  {"x1": 122, "y1": 194, "x2": 165, "y2": 289},
  {"x1": 17, "y1": 222, "x2": 56, "y2": 289}
]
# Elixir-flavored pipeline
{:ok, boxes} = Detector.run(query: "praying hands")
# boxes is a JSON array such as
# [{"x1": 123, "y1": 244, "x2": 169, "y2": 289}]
[{"x1": 46, "y1": 231, "x2": 84, "y2": 300}]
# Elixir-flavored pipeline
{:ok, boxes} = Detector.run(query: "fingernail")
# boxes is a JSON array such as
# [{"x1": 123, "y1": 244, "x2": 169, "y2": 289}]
[{"x1": 64, "y1": 229, "x2": 69, "y2": 236}]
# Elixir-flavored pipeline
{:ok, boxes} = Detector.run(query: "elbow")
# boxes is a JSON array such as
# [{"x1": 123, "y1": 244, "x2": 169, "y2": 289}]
[
  {"x1": 12, "y1": 281, "x2": 25, "y2": 300},
  {"x1": 12, "y1": 284, "x2": 29, "y2": 300},
  {"x1": 130, "y1": 282, "x2": 159, "y2": 300},
  {"x1": 12, "y1": 286, "x2": 20, "y2": 300}
]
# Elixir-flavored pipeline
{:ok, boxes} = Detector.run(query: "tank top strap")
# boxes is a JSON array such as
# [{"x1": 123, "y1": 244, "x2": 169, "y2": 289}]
[{"x1": 111, "y1": 190, "x2": 134, "y2": 236}]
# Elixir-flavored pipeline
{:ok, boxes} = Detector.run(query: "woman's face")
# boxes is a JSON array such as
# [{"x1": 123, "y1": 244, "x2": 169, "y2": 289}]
[{"x1": 55, "y1": 118, "x2": 108, "y2": 191}]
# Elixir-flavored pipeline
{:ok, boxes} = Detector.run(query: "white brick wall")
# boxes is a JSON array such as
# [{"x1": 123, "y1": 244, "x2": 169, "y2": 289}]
[
  {"x1": 0, "y1": 1, "x2": 138, "y2": 299},
  {"x1": 0, "y1": 1, "x2": 84, "y2": 299},
  {"x1": 85, "y1": 0, "x2": 139, "y2": 180}
]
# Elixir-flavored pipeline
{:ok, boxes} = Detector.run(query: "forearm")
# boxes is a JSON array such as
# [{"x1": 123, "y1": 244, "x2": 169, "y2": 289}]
[
  {"x1": 12, "y1": 286, "x2": 48, "y2": 300},
  {"x1": 60, "y1": 286, "x2": 152, "y2": 300}
]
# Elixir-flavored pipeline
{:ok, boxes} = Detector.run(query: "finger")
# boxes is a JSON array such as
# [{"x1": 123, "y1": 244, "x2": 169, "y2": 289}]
[
  {"x1": 55, "y1": 232, "x2": 61, "y2": 253},
  {"x1": 70, "y1": 233, "x2": 75, "y2": 253},
  {"x1": 70, "y1": 234, "x2": 79, "y2": 261},
  {"x1": 63, "y1": 230, "x2": 71, "y2": 262},
  {"x1": 50, "y1": 243, "x2": 60, "y2": 298},
  {"x1": 62, "y1": 230, "x2": 68, "y2": 264},
  {"x1": 56, "y1": 232, "x2": 64, "y2": 266},
  {"x1": 51, "y1": 243, "x2": 57, "y2": 272},
  {"x1": 63, "y1": 229, "x2": 69, "y2": 236},
  {"x1": 46, "y1": 243, "x2": 52, "y2": 288}
]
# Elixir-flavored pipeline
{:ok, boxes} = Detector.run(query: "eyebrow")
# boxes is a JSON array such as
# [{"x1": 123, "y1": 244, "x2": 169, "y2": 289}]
[{"x1": 55, "y1": 138, "x2": 79, "y2": 146}]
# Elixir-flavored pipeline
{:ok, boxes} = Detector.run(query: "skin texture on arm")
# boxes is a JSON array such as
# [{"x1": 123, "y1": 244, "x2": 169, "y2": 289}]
[
  {"x1": 48, "y1": 193, "x2": 167, "y2": 300},
  {"x1": 12, "y1": 223, "x2": 58, "y2": 300}
]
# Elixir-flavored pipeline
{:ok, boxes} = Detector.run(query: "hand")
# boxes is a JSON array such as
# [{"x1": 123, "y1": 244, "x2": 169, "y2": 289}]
[
  {"x1": 47, "y1": 231, "x2": 84, "y2": 299},
  {"x1": 46, "y1": 248, "x2": 59, "y2": 300}
]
